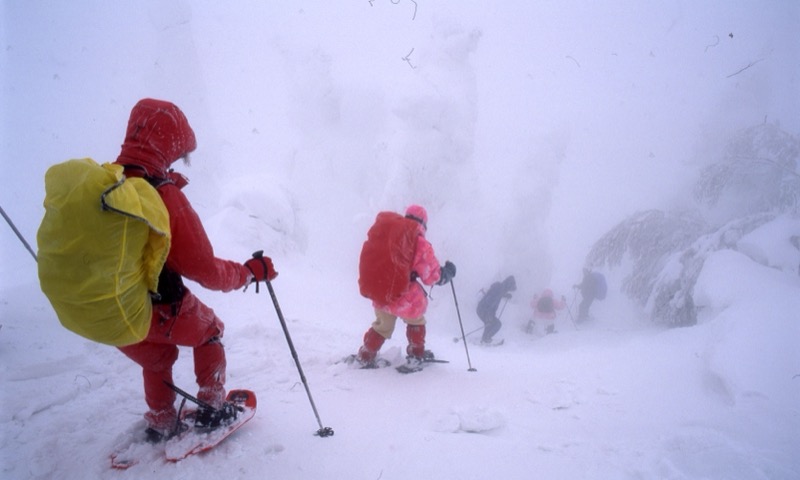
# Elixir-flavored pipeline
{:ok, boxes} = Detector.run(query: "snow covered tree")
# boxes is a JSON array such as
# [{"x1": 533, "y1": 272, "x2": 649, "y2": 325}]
[
  {"x1": 586, "y1": 209, "x2": 706, "y2": 326},
  {"x1": 587, "y1": 123, "x2": 799, "y2": 327},
  {"x1": 643, "y1": 212, "x2": 776, "y2": 327},
  {"x1": 694, "y1": 122, "x2": 800, "y2": 222}
]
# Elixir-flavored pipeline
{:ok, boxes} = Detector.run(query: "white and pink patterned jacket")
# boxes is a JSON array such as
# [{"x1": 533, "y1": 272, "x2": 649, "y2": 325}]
[{"x1": 374, "y1": 225, "x2": 441, "y2": 319}]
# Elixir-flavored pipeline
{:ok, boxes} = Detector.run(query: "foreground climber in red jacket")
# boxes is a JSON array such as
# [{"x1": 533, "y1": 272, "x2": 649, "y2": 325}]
[{"x1": 114, "y1": 98, "x2": 276, "y2": 442}]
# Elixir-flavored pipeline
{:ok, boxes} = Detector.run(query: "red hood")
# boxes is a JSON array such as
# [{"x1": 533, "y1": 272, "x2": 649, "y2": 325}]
[{"x1": 115, "y1": 98, "x2": 197, "y2": 177}]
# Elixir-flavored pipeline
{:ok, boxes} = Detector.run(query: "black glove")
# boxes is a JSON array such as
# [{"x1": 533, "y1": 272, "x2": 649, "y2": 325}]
[{"x1": 437, "y1": 261, "x2": 456, "y2": 285}]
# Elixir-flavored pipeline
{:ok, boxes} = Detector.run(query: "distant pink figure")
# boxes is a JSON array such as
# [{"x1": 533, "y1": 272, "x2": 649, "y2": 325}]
[{"x1": 529, "y1": 288, "x2": 566, "y2": 334}]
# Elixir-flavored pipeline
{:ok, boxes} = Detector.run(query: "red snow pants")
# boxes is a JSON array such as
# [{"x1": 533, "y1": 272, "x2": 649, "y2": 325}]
[{"x1": 118, "y1": 288, "x2": 226, "y2": 431}]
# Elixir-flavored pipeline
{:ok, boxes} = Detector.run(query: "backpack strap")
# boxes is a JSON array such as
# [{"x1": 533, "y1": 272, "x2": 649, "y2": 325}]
[
  {"x1": 115, "y1": 167, "x2": 185, "y2": 311},
  {"x1": 116, "y1": 163, "x2": 178, "y2": 190},
  {"x1": 146, "y1": 176, "x2": 173, "y2": 189},
  {"x1": 143, "y1": 176, "x2": 185, "y2": 312}
]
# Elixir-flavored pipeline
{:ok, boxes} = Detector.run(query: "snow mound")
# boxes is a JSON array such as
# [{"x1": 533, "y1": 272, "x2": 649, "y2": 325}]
[
  {"x1": 432, "y1": 406, "x2": 506, "y2": 434},
  {"x1": 736, "y1": 214, "x2": 800, "y2": 274},
  {"x1": 207, "y1": 175, "x2": 307, "y2": 256}
]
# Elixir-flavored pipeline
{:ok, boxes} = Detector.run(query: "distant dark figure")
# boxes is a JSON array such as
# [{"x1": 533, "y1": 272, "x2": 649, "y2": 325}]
[
  {"x1": 573, "y1": 268, "x2": 606, "y2": 322},
  {"x1": 476, "y1": 275, "x2": 516, "y2": 344},
  {"x1": 791, "y1": 236, "x2": 800, "y2": 276}
]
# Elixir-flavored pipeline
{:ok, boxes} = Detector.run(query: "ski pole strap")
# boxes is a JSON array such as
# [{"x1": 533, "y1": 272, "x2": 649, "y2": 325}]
[
  {"x1": 466, "y1": 326, "x2": 483, "y2": 337},
  {"x1": 413, "y1": 279, "x2": 432, "y2": 299}
]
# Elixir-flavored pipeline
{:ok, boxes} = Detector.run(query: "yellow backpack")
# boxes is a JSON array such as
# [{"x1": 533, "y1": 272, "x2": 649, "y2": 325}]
[{"x1": 37, "y1": 158, "x2": 171, "y2": 346}]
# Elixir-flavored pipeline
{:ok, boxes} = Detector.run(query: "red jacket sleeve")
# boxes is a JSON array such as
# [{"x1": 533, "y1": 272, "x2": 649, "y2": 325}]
[
  {"x1": 159, "y1": 184, "x2": 250, "y2": 292},
  {"x1": 412, "y1": 234, "x2": 441, "y2": 286}
]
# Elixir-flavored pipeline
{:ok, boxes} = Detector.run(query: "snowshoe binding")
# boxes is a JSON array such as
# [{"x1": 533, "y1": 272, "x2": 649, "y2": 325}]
[
  {"x1": 341, "y1": 353, "x2": 391, "y2": 369},
  {"x1": 396, "y1": 350, "x2": 448, "y2": 374},
  {"x1": 192, "y1": 402, "x2": 240, "y2": 431}
]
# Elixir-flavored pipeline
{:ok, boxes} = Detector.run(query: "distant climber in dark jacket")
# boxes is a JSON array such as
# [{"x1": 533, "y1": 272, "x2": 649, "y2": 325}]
[
  {"x1": 476, "y1": 275, "x2": 516, "y2": 344},
  {"x1": 574, "y1": 268, "x2": 602, "y2": 322}
]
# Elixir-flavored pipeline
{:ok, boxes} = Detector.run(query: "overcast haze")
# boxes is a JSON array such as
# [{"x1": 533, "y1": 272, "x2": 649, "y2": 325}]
[{"x1": 1, "y1": 2, "x2": 799, "y2": 479}]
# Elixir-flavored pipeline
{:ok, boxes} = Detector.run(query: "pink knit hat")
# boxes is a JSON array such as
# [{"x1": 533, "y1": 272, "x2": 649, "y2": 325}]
[{"x1": 404, "y1": 204, "x2": 428, "y2": 229}]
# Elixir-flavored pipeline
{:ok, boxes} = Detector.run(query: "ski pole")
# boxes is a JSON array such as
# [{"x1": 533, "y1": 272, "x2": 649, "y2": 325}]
[
  {"x1": 165, "y1": 381, "x2": 217, "y2": 410},
  {"x1": 453, "y1": 326, "x2": 482, "y2": 343},
  {"x1": 498, "y1": 296, "x2": 508, "y2": 318},
  {"x1": 563, "y1": 294, "x2": 577, "y2": 329},
  {"x1": 566, "y1": 290, "x2": 579, "y2": 329},
  {"x1": 251, "y1": 252, "x2": 333, "y2": 438},
  {"x1": 1, "y1": 205, "x2": 37, "y2": 262},
  {"x1": 265, "y1": 278, "x2": 334, "y2": 437},
  {"x1": 450, "y1": 279, "x2": 477, "y2": 372}
]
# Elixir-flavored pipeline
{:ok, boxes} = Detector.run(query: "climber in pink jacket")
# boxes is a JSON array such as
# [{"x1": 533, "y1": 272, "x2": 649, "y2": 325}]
[
  {"x1": 529, "y1": 288, "x2": 566, "y2": 334},
  {"x1": 355, "y1": 205, "x2": 456, "y2": 367}
]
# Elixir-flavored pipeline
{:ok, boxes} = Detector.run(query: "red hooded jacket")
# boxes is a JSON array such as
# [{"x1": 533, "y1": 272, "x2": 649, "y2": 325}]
[{"x1": 115, "y1": 98, "x2": 250, "y2": 292}]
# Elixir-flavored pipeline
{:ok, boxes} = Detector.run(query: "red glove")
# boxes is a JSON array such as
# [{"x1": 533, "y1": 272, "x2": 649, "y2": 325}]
[{"x1": 244, "y1": 251, "x2": 277, "y2": 282}]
